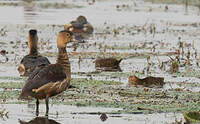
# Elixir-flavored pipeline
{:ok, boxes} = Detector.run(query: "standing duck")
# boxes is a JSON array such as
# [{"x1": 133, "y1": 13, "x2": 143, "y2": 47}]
[
  {"x1": 94, "y1": 57, "x2": 122, "y2": 71},
  {"x1": 64, "y1": 15, "x2": 93, "y2": 41},
  {"x1": 18, "y1": 30, "x2": 73, "y2": 116},
  {"x1": 17, "y1": 29, "x2": 50, "y2": 76}
]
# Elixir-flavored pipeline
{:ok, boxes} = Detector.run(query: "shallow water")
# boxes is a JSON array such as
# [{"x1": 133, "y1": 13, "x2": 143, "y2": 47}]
[
  {"x1": 0, "y1": 104, "x2": 185, "y2": 124},
  {"x1": 0, "y1": 0, "x2": 200, "y2": 123}
]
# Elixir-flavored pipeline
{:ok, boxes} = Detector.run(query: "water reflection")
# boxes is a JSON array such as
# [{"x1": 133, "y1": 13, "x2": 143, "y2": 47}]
[
  {"x1": 18, "y1": 117, "x2": 61, "y2": 124},
  {"x1": 23, "y1": 1, "x2": 37, "y2": 24}
]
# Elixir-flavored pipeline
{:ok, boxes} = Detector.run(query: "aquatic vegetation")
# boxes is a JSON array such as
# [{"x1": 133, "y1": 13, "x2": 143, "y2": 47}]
[
  {"x1": 0, "y1": 1, "x2": 199, "y2": 123},
  {"x1": 37, "y1": 3, "x2": 83, "y2": 9},
  {"x1": 183, "y1": 111, "x2": 200, "y2": 124},
  {"x1": 0, "y1": 1, "x2": 83, "y2": 9},
  {"x1": 0, "y1": 78, "x2": 200, "y2": 114}
]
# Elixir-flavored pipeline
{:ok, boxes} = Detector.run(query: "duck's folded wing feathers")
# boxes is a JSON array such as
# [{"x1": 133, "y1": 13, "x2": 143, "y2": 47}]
[{"x1": 24, "y1": 64, "x2": 66, "y2": 91}]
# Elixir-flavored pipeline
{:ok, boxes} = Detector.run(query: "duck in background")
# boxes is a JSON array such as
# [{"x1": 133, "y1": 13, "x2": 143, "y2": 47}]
[
  {"x1": 17, "y1": 29, "x2": 50, "y2": 76},
  {"x1": 94, "y1": 57, "x2": 122, "y2": 72},
  {"x1": 64, "y1": 15, "x2": 93, "y2": 42},
  {"x1": 128, "y1": 75, "x2": 165, "y2": 88}
]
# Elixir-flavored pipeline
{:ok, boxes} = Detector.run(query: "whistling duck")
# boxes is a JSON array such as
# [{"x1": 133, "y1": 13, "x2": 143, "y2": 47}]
[
  {"x1": 19, "y1": 117, "x2": 60, "y2": 124},
  {"x1": 128, "y1": 75, "x2": 164, "y2": 87},
  {"x1": 19, "y1": 30, "x2": 73, "y2": 116},
  {"x1": 17, "y1": 29, "x2": 50, "y2": 76},
  {"x1": 64, "y1": 15, "x2": 93, "y2": 41},
  {"x1": 94, "y1": 57, "x2": 122, "y2": 71}
]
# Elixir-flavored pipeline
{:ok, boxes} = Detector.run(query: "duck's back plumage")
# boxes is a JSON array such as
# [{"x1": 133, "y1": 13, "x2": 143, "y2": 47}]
[
  {"x1": 94, "y1": 58, "x2": 122, "y2": 71},
  {"x1": 95, "y1": 58, "x2": 122, "y2": 68},
  {"x1": 18, "y1": 55, "x2": 50, "y2": 76},
  {"x1": 70, "y1": 21, "x2": 84, "y2": 29},
  {"x1": 64, "y1": 16, "x2": 93, "y2": 41}
]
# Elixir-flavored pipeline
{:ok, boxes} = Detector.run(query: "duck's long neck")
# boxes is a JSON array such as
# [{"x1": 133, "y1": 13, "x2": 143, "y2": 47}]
[
  {"x1": 29, "y1": 47, "x2": 38, "y2": 56},
  {"x1": 57, "y1": 47, "x2": 71, "y2": 83}
]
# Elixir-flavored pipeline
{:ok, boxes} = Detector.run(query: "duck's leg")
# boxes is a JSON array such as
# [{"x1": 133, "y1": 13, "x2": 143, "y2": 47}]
[
  {"x1": 36, "y1": 99, "x2": 39, "y2": 116},
  {"x1": 45, "y1": 96, "x2": 49, "y2": 116}
]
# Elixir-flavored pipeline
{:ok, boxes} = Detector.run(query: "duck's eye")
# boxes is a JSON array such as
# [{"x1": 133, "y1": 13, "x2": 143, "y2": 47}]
[{"x1": 66, "y1": 33, "x2": 70, "y2": 37}]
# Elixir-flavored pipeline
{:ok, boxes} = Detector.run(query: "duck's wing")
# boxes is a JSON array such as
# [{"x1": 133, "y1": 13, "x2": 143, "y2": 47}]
[
  {"x1": 20, "y1": 55, "x2": 37, "y2": 64},
  {"x1": 27, "y1": 64, "x2": 47, "y2": 80},
  {"x1": 71, "y1": 21, "x2": 84, "y2": 29},
  {"x1": 23, "y1": 64, "x2": 66, "y2": 91},
  {"x1": 37, "y1": 55, "x2": 51, "y2": 65},
  {"x1": 83, "y1": 22, "x2": 94, "y2": 34},
  {"x1": 20, "y1": 55, "x2": 50, "y2": 66}
]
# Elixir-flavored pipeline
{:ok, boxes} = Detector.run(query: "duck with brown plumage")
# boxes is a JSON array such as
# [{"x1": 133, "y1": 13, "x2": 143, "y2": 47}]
[
  {"x1": 17, "y1": 29, "x2": 50, "y2": 76},
  {"x1": 128, "y1": 75, "x2": 165, "y2": 87},
  {"x1": 64, "y1": 15, "x2": 93, "y2": 41},
  {"x1": 18, "y1": 30, "x2": 73, "y2": 116},
  {"x1": 94, "y1": 57, "x2": 122, "y2": 72}
]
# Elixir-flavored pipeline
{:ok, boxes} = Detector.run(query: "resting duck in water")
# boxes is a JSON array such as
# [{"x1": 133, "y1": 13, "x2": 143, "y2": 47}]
[
  {"x1": 17, "y1": 29, "x2": 50, "y2": 76},
  {"x1": 94, "y1": 57, "x2": 122, "y2": 71},
  {"x1": 19, "y1": 30, "x2": 73, "y2": 116},
  {"x1": 64, "y1": 15, "x2": 93, "y2": 41},
  {"x1": 128, "y1": 75, "x2": 165, "y2": 87}
]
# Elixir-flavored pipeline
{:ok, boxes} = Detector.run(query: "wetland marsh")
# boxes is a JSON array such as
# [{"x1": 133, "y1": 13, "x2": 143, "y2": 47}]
[{"x1": 0, "y1": 0, "x2": 200, "y2": 123}]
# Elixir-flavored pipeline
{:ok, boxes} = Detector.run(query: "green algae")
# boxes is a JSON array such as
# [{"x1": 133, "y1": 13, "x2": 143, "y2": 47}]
[
  {"x1": 0, "y1": 76, "x2": 25, "y2": 81},
  {"x1": 183, "y1": 111, "x2": 200, "y2": 124},
  {"x1": 0, "y1": 78, "x2": 200, "y2": 114},
  {"x1": 173, "y1": 69, "x2": 200, "y2": 78},
  {"x1": 0, "y1": 82, "x2": 24, "y2": 89}
]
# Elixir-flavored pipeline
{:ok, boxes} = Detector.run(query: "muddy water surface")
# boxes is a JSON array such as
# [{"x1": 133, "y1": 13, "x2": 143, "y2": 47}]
[
  {"x1": 1, "y1": 0, "x2": 200, "y2": 123},
  {"x1": 0, "y1": 104, "x2": 185, "y2": 124}
]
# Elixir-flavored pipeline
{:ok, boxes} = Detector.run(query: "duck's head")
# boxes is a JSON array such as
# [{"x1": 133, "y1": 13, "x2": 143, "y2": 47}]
[
  {"x1": 76, "y1": 15, "x2": 87, "y2": 25},
  {"x1": 57, "y1": 30, "x2": 73, "y2": 48},
  {"x1": 116, "y1": 57, "x2": 123, "y2": 62},
  {"x1": 128, "y1": 75, "x2": 139, "y2": 83},
  {"x1": 28, "y1": 29, "x2": 38, "y2": 49}
]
